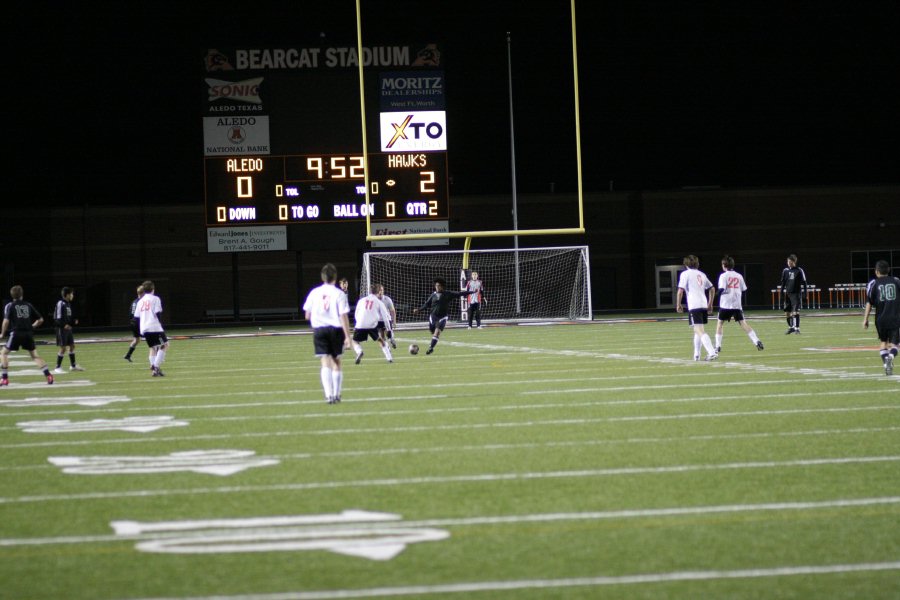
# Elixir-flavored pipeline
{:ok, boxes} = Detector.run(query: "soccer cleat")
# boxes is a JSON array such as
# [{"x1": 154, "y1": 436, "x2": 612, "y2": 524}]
[
  {"x1": 693, "y1": 355, "x2": 700, "y2": 362},
  {"x1": 467, "y1": 325, "x2": 472, "y2": 329},
  {"x1": 426, "y1": 347, "x2": 434, "y2": 355},
  {"x1": 47, "y1": 374, "x2": 54, "y2": 385},
  {"x1": 706, "y1": 353, "x2": 718, "y2": 362},
  {"x1": 886, "y1": 355, "x2": 894, "y2": 376},
  {"x1": 355, "y1": 351, "x2": 364, "y2": 365},
  {"x1": 123, "y1": 355, "x2": 133, "y2": 362},
  {"x1": 390, "y1": 339, "x2": 397, "y2": 350},
  {"x1": 478, "y1": 325, "x2": 484, "y2": 329},
  {"x1": 756, "y1": 340, "x2": 765, "y2": 351},
  {"x1": 53, "y1": 368, "x2": 65, "y2": 374},
  {"x1": 785, "y1": 328, "x2": 794, "y2": 335},
  {"x1": 1, "y1": 378, "x2": 8, "y2": 386},
  {"x1": 715, "y1": 346, "x2": 721, "y2": 354},
  {"x1": 70, "y1": 365, "x2": 85, "y2": 372},
  {"x1": 794, "y1": 329, "x2": 800, "y2": 334},
  {"x1": 327, "y1": 396, "x2": 341, "y2": 404}
]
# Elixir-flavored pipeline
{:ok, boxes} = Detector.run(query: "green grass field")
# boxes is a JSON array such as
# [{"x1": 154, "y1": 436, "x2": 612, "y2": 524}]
[{"x1": 1, "y1": 312, "x2": 898, "y2": 599}]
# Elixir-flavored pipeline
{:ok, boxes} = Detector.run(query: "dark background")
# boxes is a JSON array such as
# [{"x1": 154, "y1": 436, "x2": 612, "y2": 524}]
[{"x1": 11, "y1": 1, "x2": 900, "y2": 206}]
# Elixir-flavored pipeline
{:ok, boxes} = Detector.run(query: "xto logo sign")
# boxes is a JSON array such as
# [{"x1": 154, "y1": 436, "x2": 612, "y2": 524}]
[{"x1": 380, "y1": 111, "x2": 447, "y2": 152}]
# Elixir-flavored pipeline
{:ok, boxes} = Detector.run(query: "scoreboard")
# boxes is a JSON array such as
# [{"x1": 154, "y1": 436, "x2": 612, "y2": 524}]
[
  {"x1": 202, "y1": 44, "x2": 449, "y2": 229},
  {"x1": 204, "y1": 152, "x2": 448, "y2": 225}
]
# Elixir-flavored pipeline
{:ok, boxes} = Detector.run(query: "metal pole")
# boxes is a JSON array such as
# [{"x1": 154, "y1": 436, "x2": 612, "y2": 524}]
[{"x1": 507, "y1": 32, "x2": 521, "y2": 314}]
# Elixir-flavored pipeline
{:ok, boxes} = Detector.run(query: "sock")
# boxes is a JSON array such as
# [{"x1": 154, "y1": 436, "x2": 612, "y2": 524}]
[
  {"x1": 748, "y1": 330, "x2": 760, "y2": 344},
  {"x1": 69, "y1": 353, "x2": 77, "y2": 367},
  {"x1": 701, "y1": 333, "x2": 716, "y2": 355},
  {"x1": 331, "y1": 369, "x2": 343, "y2": 399},
  {"x1": 42, "y1": 367, "x2": 51, "y2": 376},
  {"x1": 715, "y1": 333, "x2": 723, "y2": 348},
  {"x1": 891, "y1": 348, "x2": 898, "y2": 357},
  {"x1": 56, "y1": 354, "x2": 63, "y2": 368},
  {"x1": 1, "y1": 368, "x2": 8, "y2": 379},
  {"x1": 154, "y1": 348, "x2": 166, "y2": 368},
  {"x1": 125, "y1": 345, "x2": 135, "y2": 358},
  {"x1": 320, "y1": 367, "x2": 334, "y2": 398},
  {"x1": 881, "y1": 350, "x2": 889, "y2": 363},
  {"x1": 786, "y1": 316, "x2": 792, "y2": 328},
  {"x1": 430, "y1": 336, "x2": 439, "y2": 349},
  {"x1": 382, "y1": 345, "x2": 392, "y2": 361},
  {"x1": 353, "y1": 342, "x2": 363, "y2": 356},
  {"x1": 693, "y1": 334, "x2": 701, "y2": 357},
  {"x1": 794, "y1": 314, "x2": 800, "y2": 329}
]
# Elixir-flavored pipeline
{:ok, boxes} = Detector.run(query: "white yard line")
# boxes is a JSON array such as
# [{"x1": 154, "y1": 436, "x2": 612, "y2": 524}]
[
  {"x1": 1, "y1": 454, "x2": 898, "y2": 505},
  {"x1": 110, "y1": 561, "x2": 900, "y2": 599}
]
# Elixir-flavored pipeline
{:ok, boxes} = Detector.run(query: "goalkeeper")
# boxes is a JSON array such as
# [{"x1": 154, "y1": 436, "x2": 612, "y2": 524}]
[{"x1": 413, "y1": 278, "x2": 475, "y2": 354}]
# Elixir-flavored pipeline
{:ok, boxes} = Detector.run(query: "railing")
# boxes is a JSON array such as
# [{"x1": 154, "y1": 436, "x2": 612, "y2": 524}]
[{"x1": 770, "y1": 283, "x2": 867, "y2": 309}]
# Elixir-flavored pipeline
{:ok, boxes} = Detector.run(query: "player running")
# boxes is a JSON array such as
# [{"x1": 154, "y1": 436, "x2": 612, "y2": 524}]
[
  {"x1": 715, "y1": 255, "x2": 764, "y2": 353},
  {"x1": 352, "y1": 285, "x2": 394, "y2": 364}
]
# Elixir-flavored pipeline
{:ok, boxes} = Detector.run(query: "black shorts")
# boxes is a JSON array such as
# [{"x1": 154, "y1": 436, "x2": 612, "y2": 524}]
[
  {"x1": 875, "y1": 322, "x2": 900, "y2": 345},
  {"x1": 313, "y1": 327, "x2": 345, "y2": 358},
  {"x1": 429, "y1": 315, "x2": 448, "y2": 333},
  {"x1": 687, "y1": 309, "x2": 709, "y2": 326},
  {"x1": 783, "y1": 292, "x2": 802, "y2": 312},
  {"x1": 718, "y1": 309, "x2": 745, "y2": 322},
  {"x1": 5, "y1": 332, "x2": 36, "y2": 352},
  {"x1": 144, "y1": 331, "x2": 168, "y2": 348},
  {"x1": 352, "y1": 328, "x2": 379, "y2": 343},
  {"x1": 56, "y1": 328, "x2": 75, "y2": 347}
]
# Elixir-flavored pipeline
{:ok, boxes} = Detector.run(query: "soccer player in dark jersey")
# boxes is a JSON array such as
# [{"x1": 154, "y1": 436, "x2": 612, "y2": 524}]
[
  {"x1": 1, "y1": 286, "x2": 54, "y2": 385},
  {"x1": 53, "y1": 286, "x2": 85, "y2": 373},
  {"x1": 862, "y1": 260, "x2": 900, "y2": 376},
  {"x1": 124, "y1": 284, "x2": 144, "y2": 362},
  {"x1": 780, "y1": 254, "x2": 808, "y2": 334},
  {"x1": 413, "y1": 277, "x2": 475, "y2": 354}
]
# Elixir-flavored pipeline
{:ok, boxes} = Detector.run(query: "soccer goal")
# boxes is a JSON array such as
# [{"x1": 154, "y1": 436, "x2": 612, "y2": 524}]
[{"x1": 361, "y1": 246, "x2": 592, "y2": 324}]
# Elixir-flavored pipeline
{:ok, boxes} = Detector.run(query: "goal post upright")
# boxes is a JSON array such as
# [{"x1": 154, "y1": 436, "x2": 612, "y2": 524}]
[{"x1": 357, "y1": 0, "x2": 585, "y2": 243}]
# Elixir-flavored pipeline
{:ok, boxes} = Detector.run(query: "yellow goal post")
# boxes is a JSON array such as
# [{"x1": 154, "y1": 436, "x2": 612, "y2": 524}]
[{"x1": 354, "y1": 0, "x2": 585, "y2": 242}]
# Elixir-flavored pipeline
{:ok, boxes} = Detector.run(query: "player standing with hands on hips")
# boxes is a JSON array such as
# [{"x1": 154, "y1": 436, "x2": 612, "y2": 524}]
[
  {"x1": 466, "y1": 271, "x2": 486, "y2": 329},
  {"x1": 303, "y1": 264, "x2": 352, "y2": 404},
  {"x1": 862, "y1": 260, "x2": 900, "y2": 376},
  {"x1": 676, "y1": 255, "x2": 718, "y2": 361},
  {"x1": 781, "y1": 254, "x2": 807, "y2": 334},
  {"x1": 53, "y1": 286, "x2": 85, "y2": 373}
]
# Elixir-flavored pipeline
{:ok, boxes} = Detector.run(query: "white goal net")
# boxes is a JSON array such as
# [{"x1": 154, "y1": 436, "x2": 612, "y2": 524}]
[{"x1": 361, "y1": 246, "x2": 591, "y2": 324}]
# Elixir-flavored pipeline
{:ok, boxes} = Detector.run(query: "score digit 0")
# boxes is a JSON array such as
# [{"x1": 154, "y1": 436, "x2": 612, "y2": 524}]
[{"x1": 237, "y1": 176, "x2": 253, "y2": 198}]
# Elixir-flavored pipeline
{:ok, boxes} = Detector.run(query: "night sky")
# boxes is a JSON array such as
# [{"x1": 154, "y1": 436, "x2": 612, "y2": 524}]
[{"x1": 12, "y1": 1, "x2": 899, "y2": 206}]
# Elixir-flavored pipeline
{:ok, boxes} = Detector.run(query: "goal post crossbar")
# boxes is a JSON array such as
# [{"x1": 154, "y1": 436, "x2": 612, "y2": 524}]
[{"x1": 366, "y1": 227, "x2": 585, "y2": 242}]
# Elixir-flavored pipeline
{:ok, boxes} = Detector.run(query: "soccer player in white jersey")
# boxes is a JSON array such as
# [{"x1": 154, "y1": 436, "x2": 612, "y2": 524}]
[
  {"x1": 676, "y1": 255, "x2": 718, "y2": 361},
  {"x1": 375, "y1": 284, "x2": 397, "y2": 349},
  {"x1": 715, "y1": 255, "x2": 764, "y2": 353},
  {"x1": 303, "y1": 264, "x2": 352, "y2": 404},
  {"x1": 352, "y1": 285, "x2": 394, "y2": 364},
  {"x1": 134, "y1": 280, "x2": 169, "y2": 377}
]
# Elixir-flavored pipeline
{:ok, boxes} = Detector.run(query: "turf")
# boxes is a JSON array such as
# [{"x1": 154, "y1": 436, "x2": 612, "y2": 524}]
[{"x1": 1, "y1": 312, "x2": 898, "y2": 599}]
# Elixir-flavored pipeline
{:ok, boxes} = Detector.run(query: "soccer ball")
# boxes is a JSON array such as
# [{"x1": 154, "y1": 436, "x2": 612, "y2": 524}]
[{"x1": 409, "y1": 344, "x2": 420, "y2": 355}]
